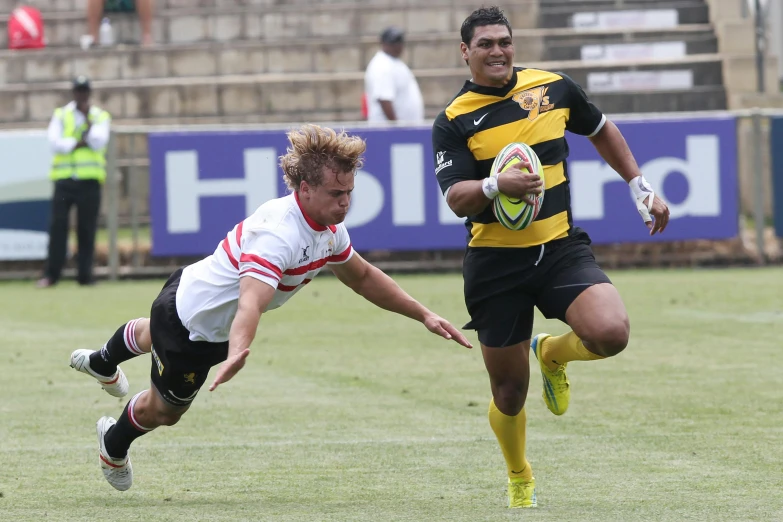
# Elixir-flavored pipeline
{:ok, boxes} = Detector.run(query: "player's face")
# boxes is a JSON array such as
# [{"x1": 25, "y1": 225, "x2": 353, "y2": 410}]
[
  {"x1": 299, "y1": 166, "x2": 354, "y2": 226},
  {"x1": 461, "y1": 24, "x2": 514, "y2": 87}
]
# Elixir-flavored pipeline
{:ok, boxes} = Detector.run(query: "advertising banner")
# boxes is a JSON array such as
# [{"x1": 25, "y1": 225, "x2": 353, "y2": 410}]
[
  {"x1": 149, "y1": 117, "x2": 738, "y2": 256},
  {"x1": 770, "y1": 116, "x2": 783, "y2": 238},
  {"x1": 0, "y1": 131, "x2": 52, "y2": 260}
]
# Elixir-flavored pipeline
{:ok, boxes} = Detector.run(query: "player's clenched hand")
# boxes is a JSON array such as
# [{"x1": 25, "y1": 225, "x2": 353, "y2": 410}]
[
  {"x1": 646, "y1": 195, "x2": 670, "y2": 235},
  {"x1": 209, "y1": 348, "x2": 250, "y2": 391},
  {"x1": 496, "y1": 163, "x2": 543, "y2": 206},
  {"x1": 423, "y1": 314, "x2": 473, "y2": 349}
]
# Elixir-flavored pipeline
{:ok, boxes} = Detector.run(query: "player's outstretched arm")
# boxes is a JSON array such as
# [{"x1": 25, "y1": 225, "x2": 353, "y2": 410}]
[
  {"x1": 589, "y1": 119, "x2": 670, "y2": 235},
  {"x1": 209, "y1": 277, "x2": 277, "y2": 391},
  {"x1": 331, "y1": 253, "x2": 472, "y2": 349}
]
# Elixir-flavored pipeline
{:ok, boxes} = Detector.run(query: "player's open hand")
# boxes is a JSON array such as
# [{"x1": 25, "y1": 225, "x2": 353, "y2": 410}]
[
  {"x1": 423, "y1": 314, "x2": 473, "y2": 349},
  {"x1": 209, "y1": 348, "x2": 250, "y2": 391},
  {"x1": 496, "y1": 161, "x2": 543, "y2": 206},
  {"x1": 646, "y1": 194, "x2": 670, "y2": 235}
]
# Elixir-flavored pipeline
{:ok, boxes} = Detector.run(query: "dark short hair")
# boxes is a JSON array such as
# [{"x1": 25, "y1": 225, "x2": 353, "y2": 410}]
[
  {"x1": 72, "y1": 75, "x2": 91, "y2": 91},
  {"x1": 460, "y1": 6, "x2": 512, "y2": 46},
  {"x1": 380, "y1": 26, "x2": 405, "y2": 44}
]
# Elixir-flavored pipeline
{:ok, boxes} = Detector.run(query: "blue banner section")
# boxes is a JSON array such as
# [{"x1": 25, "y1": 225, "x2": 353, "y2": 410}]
[
  {"x1": 148, "y1": 118, "x2": 739, "y2": 256},
  {"x1": 0, "y1": 200, "x2": 50, "y2": 232},
  {"x1": 0, "y1": 130, "x2": 53, "y2": 260},
  {"x1": 770, "y1": 117, "x2": 783, "y2": 238}
]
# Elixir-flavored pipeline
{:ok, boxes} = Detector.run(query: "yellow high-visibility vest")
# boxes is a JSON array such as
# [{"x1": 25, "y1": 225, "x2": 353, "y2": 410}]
[{"x1": 49, "y1": 106, "x2": 110, "y2": 182}]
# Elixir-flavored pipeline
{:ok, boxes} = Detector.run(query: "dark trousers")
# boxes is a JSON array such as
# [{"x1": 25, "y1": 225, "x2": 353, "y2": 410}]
[{"x1": 44, "y1": 178, "x2": 102, "y2": 285}]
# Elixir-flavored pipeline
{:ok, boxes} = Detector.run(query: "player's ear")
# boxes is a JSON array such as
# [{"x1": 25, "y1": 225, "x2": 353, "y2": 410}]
[
  {"x1": 460, "y1": 42, "x2": 469, "y2": 63},
  {"x1": 299, "y1": 180, "x2": 309, "y2": 196}
]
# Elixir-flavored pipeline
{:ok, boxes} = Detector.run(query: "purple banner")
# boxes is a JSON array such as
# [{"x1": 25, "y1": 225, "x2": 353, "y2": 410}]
[{"x1": 149, "y1": 117, "x2": 738, "y2": 256}]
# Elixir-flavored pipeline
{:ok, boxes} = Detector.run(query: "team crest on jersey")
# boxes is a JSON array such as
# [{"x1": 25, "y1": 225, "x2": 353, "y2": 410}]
[
  {"x1": 298, "y1": 246, "x2": 310, "y2": 263},
  {"x1": 184, "y1": 373, "x2": 196, "y2": 385},
  {"x1": 512, "y1": 86, "x2": 554, "y2": 121}
]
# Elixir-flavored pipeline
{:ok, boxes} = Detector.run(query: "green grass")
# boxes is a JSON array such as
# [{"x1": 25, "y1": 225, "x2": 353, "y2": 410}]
[{"x1": 1, "y1": 269, "x2": 782, "y2": 521}]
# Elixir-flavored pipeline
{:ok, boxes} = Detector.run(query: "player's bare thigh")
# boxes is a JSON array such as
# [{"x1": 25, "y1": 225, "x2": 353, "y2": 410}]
[
  {"x1": 482, "y1": 340, "x2": 532, "y2": 416},
  {"x1": 133, "y1": 385, "x2": 192, "y2": 428},
  {"x1": 565, "y1": 283, "x2": 629, "y2": 357}
]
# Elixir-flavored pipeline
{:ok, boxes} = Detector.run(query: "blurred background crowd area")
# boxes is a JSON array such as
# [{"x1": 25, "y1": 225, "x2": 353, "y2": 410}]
[
  {"x1": 2, "y1": 0, "x2": 781, "y2": 124},
  {"x1": 1, "y1": 0, "x2": 783, "y2": 277}
]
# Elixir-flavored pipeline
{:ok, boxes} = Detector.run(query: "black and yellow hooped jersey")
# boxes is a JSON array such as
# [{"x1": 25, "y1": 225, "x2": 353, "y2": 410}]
[{"x1": 432, "y1": 67, "x2": 606, "y2": 248}]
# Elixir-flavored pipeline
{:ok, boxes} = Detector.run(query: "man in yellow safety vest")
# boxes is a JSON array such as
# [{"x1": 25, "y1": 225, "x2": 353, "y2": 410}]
[{"x1": 38, "y1": 76, "x2": 111, "y2": 288}]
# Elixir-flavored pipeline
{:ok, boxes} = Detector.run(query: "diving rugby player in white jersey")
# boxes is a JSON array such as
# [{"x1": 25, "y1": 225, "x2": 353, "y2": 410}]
[{"x1": 69, "y1": 124, "x2": 472, "y2": 491}]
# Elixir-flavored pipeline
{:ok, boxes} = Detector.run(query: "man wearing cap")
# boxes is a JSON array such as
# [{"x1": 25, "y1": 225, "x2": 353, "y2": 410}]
[
  {"x1": 38, "y1": 76, "x2": 112, "y2": 288},
  {"x1": 364, "y1": 26, "x2": 424, "y2": 124}
]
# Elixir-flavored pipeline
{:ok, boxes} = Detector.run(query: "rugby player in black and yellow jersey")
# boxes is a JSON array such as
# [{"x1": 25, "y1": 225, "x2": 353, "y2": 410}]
[{"x1": 431, "y1": 6, "x2": 670, "y2": 509}]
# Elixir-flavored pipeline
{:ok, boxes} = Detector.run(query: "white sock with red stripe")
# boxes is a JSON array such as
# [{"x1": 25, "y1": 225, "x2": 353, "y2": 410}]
[
  {"x1": 104, "y1": 391, "x2": 154, "y2": 459},
  {"x1": 89, "y1": 318, "x2": 146, "y2": 376}
]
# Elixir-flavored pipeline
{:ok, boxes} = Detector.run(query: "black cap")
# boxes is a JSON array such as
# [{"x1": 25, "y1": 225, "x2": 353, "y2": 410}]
[
  {"x1": 380, "y1": 26, "x2": 405, "y2": 44},
  {"x1": 72, "y1": 75, "x2": 91, "y2": 90}
]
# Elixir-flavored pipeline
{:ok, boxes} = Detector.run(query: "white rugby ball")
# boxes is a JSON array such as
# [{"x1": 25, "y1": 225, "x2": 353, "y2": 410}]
[{"x1": 489, "y1": 142, "x2": 545, "y2": 231}]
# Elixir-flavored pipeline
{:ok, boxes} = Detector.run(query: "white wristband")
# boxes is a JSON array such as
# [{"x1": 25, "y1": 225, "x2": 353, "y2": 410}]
[
  {"x1": 629, "y1": 176, "x2": 654, "y2": 223},
  {"x1": 482, "y1": 175, "x2": 500, "y2": 199}
]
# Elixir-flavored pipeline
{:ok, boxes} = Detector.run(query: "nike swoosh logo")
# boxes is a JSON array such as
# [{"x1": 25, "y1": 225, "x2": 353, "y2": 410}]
[{"x1": 474, "y1": 113, "x2": 488, "y2": 126}]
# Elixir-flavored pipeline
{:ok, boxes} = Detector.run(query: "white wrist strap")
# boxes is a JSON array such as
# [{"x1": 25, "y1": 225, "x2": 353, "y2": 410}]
[
  {"x1": 629, "y1": 176, "x2": 654, "y2": 223},
  {"x1": 482, "y1": 175, "x2": 500, "y2": 199}
]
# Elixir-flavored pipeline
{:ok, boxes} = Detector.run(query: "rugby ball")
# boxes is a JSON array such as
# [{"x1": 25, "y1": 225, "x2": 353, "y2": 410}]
[{"x1": 490, "y1": 142, "x2": 545, "y2": 231}]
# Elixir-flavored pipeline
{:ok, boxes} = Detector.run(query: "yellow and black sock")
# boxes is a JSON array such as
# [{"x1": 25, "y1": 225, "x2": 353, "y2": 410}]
[
  {"x1": 541, "y1": 331, "x2": 604, "y2": 371},
  {"x1": 488, "y1": 399, "x2": 533, "y2": 481}
]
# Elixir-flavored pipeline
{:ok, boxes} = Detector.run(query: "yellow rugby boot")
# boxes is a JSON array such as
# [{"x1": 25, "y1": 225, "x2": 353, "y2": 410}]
[
  {"x1": 508, "y1": 477, "x2": 537, "y2": 508},
  {"x1": 531, "y1": 333, "x2": 570, "y2": 415}
]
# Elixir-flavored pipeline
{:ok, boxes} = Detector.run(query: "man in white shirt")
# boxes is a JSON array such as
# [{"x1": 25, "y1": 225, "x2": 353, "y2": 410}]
[
  {"x1": 364, "y1": 27, "x2": 425, "y2": 123},
  {"x1": 38, "y1": 76, "x2": 111, "y2": 288},
  {"x1": 69, "y1": 124, "x2": 472, "y2": 492}
]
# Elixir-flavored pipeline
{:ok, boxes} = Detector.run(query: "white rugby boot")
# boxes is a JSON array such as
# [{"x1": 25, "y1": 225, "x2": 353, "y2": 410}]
[
  {"x1": 97, "y1": 416, "x2": 133, "y2": 491},
  {"x1": 70, "y1": 349, "x2": 129, "y2": 398}
]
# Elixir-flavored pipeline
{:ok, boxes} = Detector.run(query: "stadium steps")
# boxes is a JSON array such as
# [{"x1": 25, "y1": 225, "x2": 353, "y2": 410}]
[
  {"x1": 0, "y1": 25, "x2": 716, "y2": 84},
  {"x1": 0, "y1": 0, "x2": 536, "y2": 48},
  {"x1": 0, "y1": 55, "x2": 728, "y2": 124},
  {"x1": 538, "y1": 0, "x2": 710, "y2": 28},
  {"x1": 542, "y1": 26, "x2": 717, "y2": 61},
  {"x1": 0, "y1": 0, "x2": 492, "y2": 10}
]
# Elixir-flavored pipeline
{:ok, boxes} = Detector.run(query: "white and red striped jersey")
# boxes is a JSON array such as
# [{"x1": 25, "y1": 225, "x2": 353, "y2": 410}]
[{"x1": 176, "y1": 192, "x2": 353, "y2": 342}]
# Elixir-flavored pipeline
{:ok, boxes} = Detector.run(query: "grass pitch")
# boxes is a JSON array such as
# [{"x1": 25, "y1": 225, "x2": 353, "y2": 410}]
[{"x1": 1, "y1": 269, "x2": 782, "y2": 521}]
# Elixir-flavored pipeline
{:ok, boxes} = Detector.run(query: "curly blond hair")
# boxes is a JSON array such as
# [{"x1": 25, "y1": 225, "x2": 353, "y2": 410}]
[{"x1": 279, "y1": 124, "x2": 366, "y2": 191}]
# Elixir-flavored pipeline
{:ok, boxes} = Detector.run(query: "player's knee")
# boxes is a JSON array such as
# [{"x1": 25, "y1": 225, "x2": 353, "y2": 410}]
[
  {"x1": 493, "y1": 382, "x2": 527, "y2": 416},
  {"x1": 591, "y1": 315, "x2": 630, "y2": 357}
]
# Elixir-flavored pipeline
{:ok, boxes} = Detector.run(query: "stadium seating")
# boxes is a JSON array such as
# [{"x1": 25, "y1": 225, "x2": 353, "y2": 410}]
[
  {"x1": 0, "y1": 0, "x2": 766, "y2": 126},
  {"x1": 0, "y1": 0, "x2": 778, "y2": 143}
]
